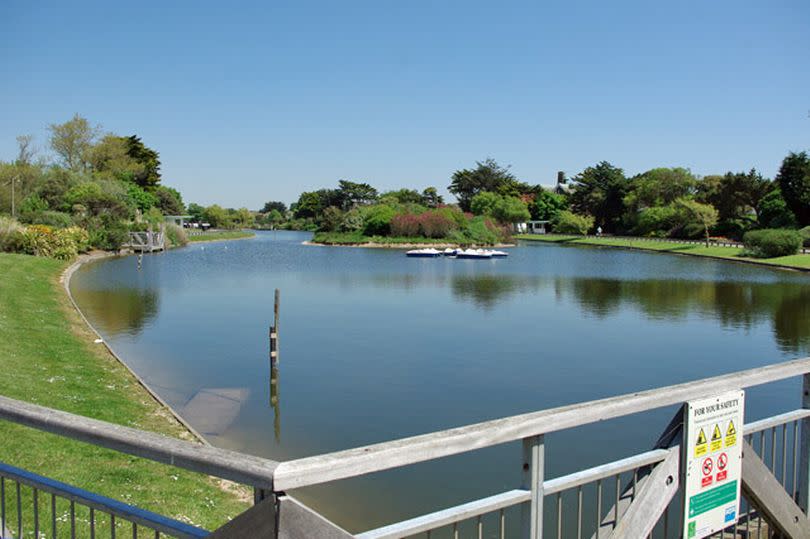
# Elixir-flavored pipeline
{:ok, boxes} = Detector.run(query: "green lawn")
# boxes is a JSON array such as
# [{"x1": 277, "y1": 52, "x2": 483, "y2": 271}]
[
  {"x1": 0, "y1": 253, "x2": 249, "y2": 535},
  {"x1": 516, "y1": 234, "x2": 810, "y2": 271},
  {"x1": 188, "y1": 230, "x2": 255, "y2": 242}
]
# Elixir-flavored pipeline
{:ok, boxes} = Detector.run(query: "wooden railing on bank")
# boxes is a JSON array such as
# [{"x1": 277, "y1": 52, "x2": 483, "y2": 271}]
[{"x1": 2, "y1": 358, "x2": 810, "y2": 537}]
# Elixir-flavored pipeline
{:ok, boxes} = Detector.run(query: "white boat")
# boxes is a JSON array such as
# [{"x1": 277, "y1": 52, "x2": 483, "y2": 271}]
[
  {"x1": 487, "y1": 250, "x2": 509, "y2": 257},
  {"x1": 456, "y1": 249, "x2": 493, "y2": 259},
  {"x1": 406, "y1": 248, "x2": 442, "y2": 258},
  {"x1": 443, "y1": 248, "x2": 461, "y2": 257}
]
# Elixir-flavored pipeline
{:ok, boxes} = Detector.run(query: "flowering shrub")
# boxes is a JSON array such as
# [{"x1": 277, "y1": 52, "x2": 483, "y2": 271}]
[
  {"x1": 418, "y1": 211, "x2": 456, "y2": 238},
  {"x1": 390, "y1": 213, "x2": 420, "y2": 236},
  {"x1": 21, "y1": 225, "x2": 90, "y2": 260}
]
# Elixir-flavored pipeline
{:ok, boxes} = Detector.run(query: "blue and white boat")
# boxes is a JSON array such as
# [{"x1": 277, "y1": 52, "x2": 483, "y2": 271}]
[{"x1": 406, "y1": 248, "x2": 443, "y2": 258}]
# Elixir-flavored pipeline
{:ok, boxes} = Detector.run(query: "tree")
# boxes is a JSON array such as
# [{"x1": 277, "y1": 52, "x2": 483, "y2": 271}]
[
  {"x1": 569, "y1": 161, "x2": 628, "y2": 232},
  {"x1": 553, "y1": 211, "x2": 593, "y2": 235},
  {"x1": 675, "y1": 198, "x2": 718, "y2": 247},
  {"x1": 319, "y1": 206, "x2": 344, "y2": 231},
  {"x1": 758, "y1": 189, "x2": 797, "y2": 229},
  {"x1": 625, "y1": 168, "x2": 696, "y2": 211},
  {"x1": 15, "y1": 135, "x2": 36, "y2": 165},
  {"x1": 86, "y1": 134, "x2": 145, "y2": 182},
  {"x1": 49, "y1": 114, "x2": 100, "y2": 172},
  {"x1": 261, "y1": 201, "x2": 287, "y2": 214},
  {"x1": 696, "y1": 169, "x2": 771, "y2": 223},
  {"x1": 337, "y1": 180, "x2": 378, "y2": 210},
  {"x1": 421, "y1": 187, "x2": 443, "y2": 208},
  {"x1": 187, "y1": 203, "x2": 205, "y2": 222},
  {"x1": 470, "y1": 192, "x2": 501, "y2": 216},
  {"x1": 533, "y1": 190, "x2": 567, "y2": 221},
  {"x1": 155, "y1": 186, "x2": 185, "y2": 215},
  {"x1": 448, "y1": 159, "x2": 518, "y2": 211},
  {"x1": 776, "y1": 151, "x2": 810, "y2": 226},
  {"x1": 293, "y1": 191, "x2": 325, "y2": 219},
  {"x1": 492, "y1": 196, "x2": 530, "y2": 224},
  {"x1": 202, "y1": 204, "x2": 230, "y2": 228},
  {"x1": 381, "y1": 188, "x2": 423, "y2": 205},
  {"x1": 125, "y1": 135, "x2": 162, "y2": 189},
  {"x1": 230, "y1": 207, "x2": 254, "y2": 228}
]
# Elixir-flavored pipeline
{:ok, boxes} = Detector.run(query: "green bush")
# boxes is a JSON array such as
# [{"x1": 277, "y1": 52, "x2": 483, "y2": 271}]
[
  {"x1": 21, "y1": 225, "x2": 90, "y2": 260},
  {"x1": 0, "y1": 216, "x2": 26, "y2": 253},
  {"x1": 800, "y1": 226, "x2": 810, "y2": 248},
  {"x1": 743, "y1": 229, "x2": 802, "y2": 258},
  {"x1": 553, "y1": 211, "x2": 594, "y2": 235},
  {"x1": 165, "y1": 223, "x2": 188, "y2": 247},
  {"x1": 20, "y1": 210, "x2": 74, "y2": 228},
  {"x1": 634, "y1": 205, "x2": 679, "y2": 236},
  {"x1": 361, "y1": 204, "x2": 397, "y2": 236}
]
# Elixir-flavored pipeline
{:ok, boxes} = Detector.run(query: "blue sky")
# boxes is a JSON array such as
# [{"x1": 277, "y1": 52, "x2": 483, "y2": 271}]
[{"x1": 1, "y1": 1, "x2": 808, "y2": 208}]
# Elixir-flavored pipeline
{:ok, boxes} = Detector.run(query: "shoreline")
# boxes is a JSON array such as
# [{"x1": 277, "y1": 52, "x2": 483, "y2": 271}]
[
  {"x1": 517, "y1": 234, "x2": 810, "y2": 274},
  {"x1": 62, "y1": 251, "x2": 211, "y2": 444},
  {"x1": 303, "y1": 240, "x2": 516, "y2": 249}
]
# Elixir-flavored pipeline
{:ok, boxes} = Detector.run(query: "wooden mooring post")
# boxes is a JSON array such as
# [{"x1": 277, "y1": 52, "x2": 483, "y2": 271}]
[{"x1": 269, "y1": 289, "x2": 280, "y2": 367}]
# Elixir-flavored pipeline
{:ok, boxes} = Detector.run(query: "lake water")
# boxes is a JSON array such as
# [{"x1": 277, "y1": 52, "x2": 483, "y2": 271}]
[{"x1": 69, "y1": 231, "x2": 810, "y2": 534}]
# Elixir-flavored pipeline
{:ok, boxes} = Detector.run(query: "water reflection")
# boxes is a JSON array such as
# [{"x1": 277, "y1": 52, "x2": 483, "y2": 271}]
[{"x1": 73, "y1": 288, "x2": 159, "y2": 337}]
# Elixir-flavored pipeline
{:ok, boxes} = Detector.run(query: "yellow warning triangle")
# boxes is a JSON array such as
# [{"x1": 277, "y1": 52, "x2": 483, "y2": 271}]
[
  {"x1": 712, "y1": 424, "x2": 722, "y2": 441},
  {"x1": 727, "y1": 420, "x2": 736, "y2": 436},
  {"x1": 696, "y1": 428, "x2": 707, "y2": 445}
]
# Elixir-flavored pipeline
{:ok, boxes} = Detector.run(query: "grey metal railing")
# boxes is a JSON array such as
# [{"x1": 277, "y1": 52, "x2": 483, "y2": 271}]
[{"x1": 2, "y1": 358, "x2": 810, "y2": 537}]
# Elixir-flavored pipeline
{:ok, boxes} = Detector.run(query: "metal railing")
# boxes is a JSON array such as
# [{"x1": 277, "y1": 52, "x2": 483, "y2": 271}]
[{"x1": 2, "y1": 358, "x2": 810, "y2": 537}]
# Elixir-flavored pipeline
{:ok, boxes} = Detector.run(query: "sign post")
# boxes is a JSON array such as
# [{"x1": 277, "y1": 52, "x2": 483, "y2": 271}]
[{"x1": 682, "y1": 390, "x2": 744, "y2": 539}]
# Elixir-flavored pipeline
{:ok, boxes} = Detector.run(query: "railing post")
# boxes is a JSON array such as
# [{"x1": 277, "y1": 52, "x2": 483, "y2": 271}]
[
  {"x1": 521, "y1": 435, "x2": 544, "y2": 539},
  {"x1": 798, "y1": 374, "x2": 810, "y2": 513}
]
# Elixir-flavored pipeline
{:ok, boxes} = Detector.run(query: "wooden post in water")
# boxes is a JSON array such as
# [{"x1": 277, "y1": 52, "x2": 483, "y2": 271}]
[{"x1": 269, "y1": 289, "x2": 280, "y2": 367}]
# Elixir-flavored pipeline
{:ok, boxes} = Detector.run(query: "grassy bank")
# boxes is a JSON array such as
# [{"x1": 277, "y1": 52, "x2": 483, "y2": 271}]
[
  {"x1": 517, "y1": 234, "x2": 810, "y2": 271},
  {"x1": 188, "y1": 230, "x2": 255, "y2": 243},
  {"x1": 0, "y1": 253, "x2": 249, "y2": 532},
  {"x1": 312, "y1": 231, "x2": 507, "y2": 246}
]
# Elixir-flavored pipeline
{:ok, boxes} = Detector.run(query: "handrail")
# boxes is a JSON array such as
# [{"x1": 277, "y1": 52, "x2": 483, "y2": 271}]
[
  {"x1": 272, "y1": 357, "x2": 810, "y2": 490},
  {"x1": 0, "y1": 461, "x2": 209, "y2": 538},
  {"x1": 0, "y1": 395, "x2": 278, "y2": 488}
]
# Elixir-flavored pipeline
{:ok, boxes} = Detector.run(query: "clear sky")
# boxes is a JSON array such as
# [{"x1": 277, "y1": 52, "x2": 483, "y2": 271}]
[{"x1": 1, "y1": 1, "x2": 808, "y2": 209}]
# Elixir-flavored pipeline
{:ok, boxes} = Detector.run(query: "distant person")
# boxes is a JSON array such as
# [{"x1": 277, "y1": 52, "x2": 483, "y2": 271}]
[{"x1": 596, "y1": 226, "x2": 602, "y2": 236}]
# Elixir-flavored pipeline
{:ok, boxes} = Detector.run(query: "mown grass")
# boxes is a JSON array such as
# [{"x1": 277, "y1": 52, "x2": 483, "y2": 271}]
[
  {"x1": 0, "y1": 253, "x2": 250, "y2": 535},
  {"x1": 516, "y1": 234, "x2": 810, "y2": 270},
  {"x1": 188, "y1": 230, "x2": 254, "y2": 243}
]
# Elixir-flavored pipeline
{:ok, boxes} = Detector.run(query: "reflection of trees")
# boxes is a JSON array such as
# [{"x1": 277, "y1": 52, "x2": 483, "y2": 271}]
[
  {"x1": 73, "y1": 288, "x2": 159, "y2": 337},
  {"x1": 563, "y1": 278, "x2": 810, "y2": 353},
  {"x1": 450, "y1": 275, "x2": 544, "y2": 310}
]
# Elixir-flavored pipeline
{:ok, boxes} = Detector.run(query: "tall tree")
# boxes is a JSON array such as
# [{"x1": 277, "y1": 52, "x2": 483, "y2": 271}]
[
  {"x1": 337, "y1": 180, "x2": 378, "y2": 210},
  {"x1": 261, "y1": 201, "x2": 287, "y2": 214},
  {"x1": 448, "y1": 159, "x2": 517, "y2": 211},
  {"x1": 86, "y1": 134, "x2": 145, "y2": 181},
  {"x1": 15, "y1": 135, "x2": 36, "y2": 165},
  {"x1": 125, "y1": 135, "x2": 162, "y2": 189},
  {"x1": 696, "y1": 169, "x2": 771, "y2": 222},
  {"x1": 49, "y1": 114, "x2": 100, "y2": 172},
  {"x1": 776, "y1": 151, "x2": 810, "y2": 226},
  {"x1": 569, "y1": 161, "x2": 628, "y2": 232},
  {"x1": 421, "y1": 187, "x2": 443, "y2": 208},
  {"x1": 624, "y1": 168, "x2": 696, "y2": 211}
]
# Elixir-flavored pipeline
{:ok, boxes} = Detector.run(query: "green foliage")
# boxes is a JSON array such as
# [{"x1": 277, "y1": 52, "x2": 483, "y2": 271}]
[
  {"x1": 340, "y1": 208, "x2": 365, "y2": 232},
  {"x1": 337, "y1": 180, "x2": 378, "y2": 210},
  {"x1": 86, "y1": 134, "x2": 145, "y2": 182},
  {"x1": 165, "y1": 223, "x2": 188, "y2": 247},
  {"x1": 470, "y1": 191, "x2": 501, "y2": 216},
  {"x1": 381, "y1": 189, "x2": 423, "y2": 205},
  {"x1": 187, "y1": 202, "x2": 205, "y2": 222},
  {"x1": 743, "y1": 229, "x2": 802, "y2": 258},
  {"x1": 319, "y1": 206, "x2": 344, "y2": 232},
  {"x1": 696, "y1": 169, "x2": 770, "y2": 227},
  {"x1": 492, "y1": 196, "x2": 530, "y2": 224},
  {"x1": 124, "y1": 135, "x2": 162, "y2": 189},
  {"x1": 361, "y1": 204, "x2": 397, "y2": 235},
  {"x1": 626, "y1": 168, "x2": 697, "y2": 210},
  {"x1": 533, "y1": 190, "x2": 567, "y2": 221},
  {"x1": 65, "y1": 181, "x2": 131, "y2": 219},
  {"x1": 421, "y1": 187, "x2": 443, "y2": 208},
  {"x1": 261, "y1": 200, "x2": 287, "y2": 214},
  {"x1": 776, "y1": 151, "x2": 810, "y2": 226},
  {"x1": 799, "y1": 226, "x2": 810, "y2": 248},
  {"x1": 125, "y1": 182, "x2": 159, "y2": 212},
  {"x1": 0, "y1": 216, "x2": 26, "y2": 252},
  {"x1": 20, "y1": 210, "x2": 73, "y2": 228},
  {"x1": 201, "y1": 204, "x2": 231, "y2": 228},
  {"x1": 21, "y1": 225, "x2": 90, "y2": 260},
  {"x1": 569, "y1": 162, "x2": 628, "y2": 232},
  {"x1": 674, "y1": 198, "x2": 719, "y2": 244},
  {"x1": 634, "y1": 205, "x2": 680, "y2": 236},
  {"x1": 447, "y1": 216, "x2": 502, "y2": 245},
  {"x1": 154, "y1": 186, "x2": 184, "y2": 215},
  {"x1": 48, "y1": 114, "x2": 99, "y2": 172},
  {"x1": 553, "y1": 211, "x2": 594, "y2": 235},
  {"x1": 229, "y1": 207, "x2": 254, "y2": 228},
  {"x1": 449, "y1": 159, "x2": 520, "y2": 211},
  {"x1": 758, "y1": 188, "x2": 797, "y2": 229}
]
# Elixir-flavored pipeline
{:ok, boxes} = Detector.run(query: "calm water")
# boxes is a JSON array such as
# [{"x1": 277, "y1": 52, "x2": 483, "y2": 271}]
[{"x1": 70, "y1": 231, "x2": 810, "y2": 534}]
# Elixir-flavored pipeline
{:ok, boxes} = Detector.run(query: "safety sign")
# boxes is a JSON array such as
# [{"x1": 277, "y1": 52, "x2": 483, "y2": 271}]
[{"x1": 683, "y1": 390, "x2": 744, "y2": 539}]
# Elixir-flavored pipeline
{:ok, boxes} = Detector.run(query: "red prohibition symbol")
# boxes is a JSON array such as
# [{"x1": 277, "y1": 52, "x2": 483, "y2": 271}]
[
  {"x1": 717, "y1": 453, "x2": 728, "y2": 471},
  {"x1": 702, "y1": 457, "x2": 713, "y2": 476}
]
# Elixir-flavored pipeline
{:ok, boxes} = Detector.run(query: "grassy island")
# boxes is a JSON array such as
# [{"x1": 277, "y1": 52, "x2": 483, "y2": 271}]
[
  {"x1": 517, "y1": 234, "x2": 810, "y2": 271},
  {"x1": 0, "y1": 253, "x2": 249, "y2": 531},
  {"x1": 311, "y1": 231, "x2": 507, "y2": 247}
]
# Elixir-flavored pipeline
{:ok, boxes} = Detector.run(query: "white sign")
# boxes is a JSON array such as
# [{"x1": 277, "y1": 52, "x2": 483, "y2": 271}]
[{"x1": 682, "y1": 390, "x2": 744, "y2": 539}]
